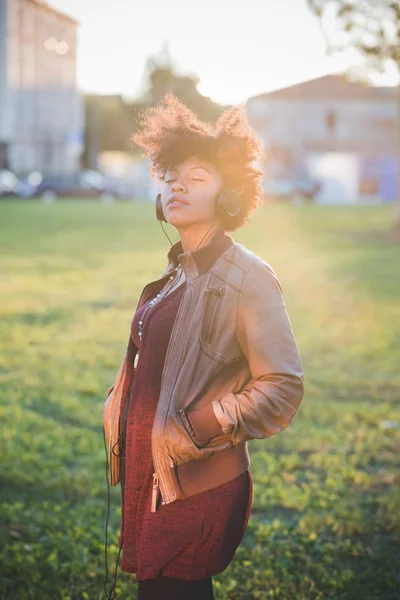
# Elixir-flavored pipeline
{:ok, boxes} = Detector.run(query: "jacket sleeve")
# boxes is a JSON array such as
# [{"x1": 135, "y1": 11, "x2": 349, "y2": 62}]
[{"x1": 211, "y1": 260, "x2": 304, "y2": 445}]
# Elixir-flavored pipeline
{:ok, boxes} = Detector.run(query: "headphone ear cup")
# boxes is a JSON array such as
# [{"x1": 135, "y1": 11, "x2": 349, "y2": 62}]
[
  {"x1": 217, "y1": 189, "x2": 241, "y2": 218},
  {"x1": 156, "y1": 193, "x2": 167, "y2": 222},
  {"x1": 215, "y1": 190, "x2": 226, "y2": 218}
]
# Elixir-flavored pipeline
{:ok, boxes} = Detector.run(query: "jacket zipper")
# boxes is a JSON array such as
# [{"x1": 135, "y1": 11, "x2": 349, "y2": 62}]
[
  {"x1": 151, "y1": 472, "x2": 160, "y2": 512},
  {"x1": 128, "y1": 264, "x2": 176, "y2": 513},
  {"x1": 152, "y1": 284, "x2": 193, "y2": 509}
]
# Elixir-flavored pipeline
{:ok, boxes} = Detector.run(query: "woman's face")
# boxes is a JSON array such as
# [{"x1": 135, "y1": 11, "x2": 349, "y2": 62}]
[{"x1": 160, "y1": 155, "x2": 224, "y2": 230}]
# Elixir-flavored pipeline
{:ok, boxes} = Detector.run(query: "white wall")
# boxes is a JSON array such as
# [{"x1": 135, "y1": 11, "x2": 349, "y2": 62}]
[{"x1": 1, "y1": 0, "x2": 84, "y2": 173}]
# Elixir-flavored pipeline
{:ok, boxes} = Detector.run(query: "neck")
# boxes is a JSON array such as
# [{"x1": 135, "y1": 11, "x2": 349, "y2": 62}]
[{"x1": 178, "y1": 223, "x2": 225, "y2": 253}]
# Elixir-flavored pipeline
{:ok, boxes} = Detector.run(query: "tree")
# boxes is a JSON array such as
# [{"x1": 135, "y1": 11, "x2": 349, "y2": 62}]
[
  {"x1": 307, "y1": 0, "x2": 400, "y2": 242},
  {"x1": 82, "y1": 95, "x2": 134, "y2": 169},
  {"x1": 83, "y1": 45, "x2": 227, "y2": 166},
  {"x1": 130, "y1": 43, "x2": 227, "y2": 155}
]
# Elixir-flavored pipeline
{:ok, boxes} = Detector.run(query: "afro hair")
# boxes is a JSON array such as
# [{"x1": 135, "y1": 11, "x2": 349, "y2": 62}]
[{"x1": 132, "y1": 92, "x2": 265, "y2": 231}]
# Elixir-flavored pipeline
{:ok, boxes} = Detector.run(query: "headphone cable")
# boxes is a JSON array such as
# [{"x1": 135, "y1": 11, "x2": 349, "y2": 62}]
[{"x1": 102, "y1": 214, "x2": 222, "y2": 598}]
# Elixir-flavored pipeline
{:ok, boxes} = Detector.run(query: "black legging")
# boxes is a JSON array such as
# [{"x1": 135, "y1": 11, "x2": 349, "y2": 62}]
[{"x1": 138, "y1": 575, "x2": 214, "y2": 600}]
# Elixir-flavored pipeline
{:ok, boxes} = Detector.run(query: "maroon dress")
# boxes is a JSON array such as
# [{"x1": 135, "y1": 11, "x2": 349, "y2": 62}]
[{"x1": 118, "y1": 279, "x2": 253, "y2": 581}]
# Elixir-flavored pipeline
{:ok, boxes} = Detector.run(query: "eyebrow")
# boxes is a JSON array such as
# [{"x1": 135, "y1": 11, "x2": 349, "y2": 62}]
[{"x1": 167, "y1": 165, "x2": 211, "y2": 175}]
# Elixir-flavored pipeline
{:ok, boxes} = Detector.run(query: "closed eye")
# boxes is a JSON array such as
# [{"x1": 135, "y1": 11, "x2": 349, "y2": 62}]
[{"x1": 165, "y1": 178, "x2": 204, "y2": 183}]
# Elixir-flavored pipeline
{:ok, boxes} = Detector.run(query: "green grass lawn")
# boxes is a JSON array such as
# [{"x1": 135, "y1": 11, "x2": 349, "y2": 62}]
[{"x1": 0, "y1": 199, "x2": 399, "y2": 599}]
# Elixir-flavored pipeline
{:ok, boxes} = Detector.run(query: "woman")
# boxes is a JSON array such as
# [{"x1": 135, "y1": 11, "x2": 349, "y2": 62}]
[{"x1": 103, "y1": 92, "x2": 304, "y2": 600}]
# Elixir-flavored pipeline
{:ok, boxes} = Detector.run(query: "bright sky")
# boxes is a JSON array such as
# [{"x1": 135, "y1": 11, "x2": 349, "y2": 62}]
[{"x1": 49, "y1": 0, "x2": 399, "y2": 105}]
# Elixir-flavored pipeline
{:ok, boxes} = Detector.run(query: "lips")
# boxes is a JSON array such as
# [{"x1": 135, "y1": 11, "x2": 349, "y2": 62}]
[{"x1": 167, "y1": 194, "x2": 189, "y2": 206}]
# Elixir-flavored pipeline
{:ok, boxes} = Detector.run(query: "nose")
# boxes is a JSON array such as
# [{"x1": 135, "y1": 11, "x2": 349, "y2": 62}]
[{"x1": 172, "y1": 180, "x2": 185, "y2": 192}]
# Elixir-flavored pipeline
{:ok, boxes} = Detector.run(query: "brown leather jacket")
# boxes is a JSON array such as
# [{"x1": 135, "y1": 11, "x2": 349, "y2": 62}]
[{"x1": 103, "y1": 227, "x2": 304, "y2": 512}]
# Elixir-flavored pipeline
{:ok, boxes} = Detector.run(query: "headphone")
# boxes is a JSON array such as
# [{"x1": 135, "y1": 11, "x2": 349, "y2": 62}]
[{"x1": 155, "y1": 188, "x2": 242, "y2": 222}]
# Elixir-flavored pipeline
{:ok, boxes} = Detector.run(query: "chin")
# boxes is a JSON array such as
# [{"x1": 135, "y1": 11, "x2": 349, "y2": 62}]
[{"x1": 166, "y1": 214, "x2": 192, "y2": 227}]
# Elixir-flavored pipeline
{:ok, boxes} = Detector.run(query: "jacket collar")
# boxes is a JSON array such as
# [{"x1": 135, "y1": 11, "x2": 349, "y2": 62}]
[{"x1": 166, "y1": 225, "x2": 235, "y2": 278}]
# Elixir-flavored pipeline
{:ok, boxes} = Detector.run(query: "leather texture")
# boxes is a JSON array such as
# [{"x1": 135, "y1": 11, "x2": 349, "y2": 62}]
[{"x1": 103, "y1": 237, "x2": 304, "y2": 501}]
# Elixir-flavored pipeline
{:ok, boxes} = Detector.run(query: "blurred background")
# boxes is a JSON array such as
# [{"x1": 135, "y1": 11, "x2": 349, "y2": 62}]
[
  {"x1": 0, "y1": 0, "x2": 399, "y2": 215},
  {"x1": 0, "y1": 1, "x2": 399, "y2": 599}
]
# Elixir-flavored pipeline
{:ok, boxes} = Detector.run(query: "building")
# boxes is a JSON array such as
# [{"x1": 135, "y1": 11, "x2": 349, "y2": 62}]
[
  {"x1": 0, "y1": 0, "x2": 84, "y2": 174},
  {"x1": 246, "y1": 75, "x2": 400, "y2": 203}
]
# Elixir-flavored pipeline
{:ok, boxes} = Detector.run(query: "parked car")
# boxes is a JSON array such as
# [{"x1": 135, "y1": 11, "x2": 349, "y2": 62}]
[
  {"x1": 263, "y1": 176, "x2": 320, "y2": 203},
  {"x1": 0, "y1": 170, "x2": 36, "y2": 198},
  {"x1": 263, "y1": 178, "x2": 295, "y2": 202},
  {"x1": 295, "y1": 176, "x2": 321, "y2": 203},
  {"x1": 33, "y1": 170, "x2": 127, "y2": 199}
]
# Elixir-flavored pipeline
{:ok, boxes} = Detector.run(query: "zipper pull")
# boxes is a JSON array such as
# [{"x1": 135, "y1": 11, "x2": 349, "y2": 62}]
[{"x1": 151, "y1": 472, "x2": 159, "y2": 513}]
